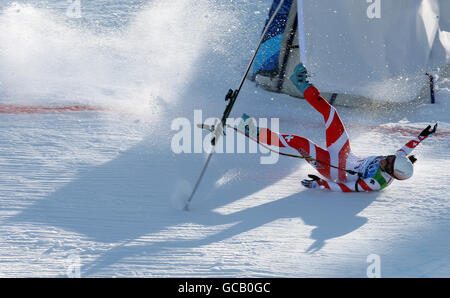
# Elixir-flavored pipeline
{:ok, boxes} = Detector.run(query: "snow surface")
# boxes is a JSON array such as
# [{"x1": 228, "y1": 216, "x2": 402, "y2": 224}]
[{"x1": 0, "y1": 0, "x2": 448, "y2": 277}]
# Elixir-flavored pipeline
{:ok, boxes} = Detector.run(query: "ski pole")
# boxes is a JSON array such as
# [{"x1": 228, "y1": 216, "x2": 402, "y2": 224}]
[{"x1": 184, "y1": 0, "x2": 288, "y2": 211}]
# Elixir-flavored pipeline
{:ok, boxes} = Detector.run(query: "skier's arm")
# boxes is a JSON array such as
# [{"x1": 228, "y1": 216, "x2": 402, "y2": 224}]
[
  {"x1": 302, "y1": 175, "x2": 381, "y2": 192},
  {"x1": 396, "y1": 124, "x2": 437, "y2": 157}
]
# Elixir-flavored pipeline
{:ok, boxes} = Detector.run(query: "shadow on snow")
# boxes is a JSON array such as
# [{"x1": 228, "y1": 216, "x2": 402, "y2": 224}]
[{"x1": 9, "y1": 131, "x2": 377, "y2": 275}]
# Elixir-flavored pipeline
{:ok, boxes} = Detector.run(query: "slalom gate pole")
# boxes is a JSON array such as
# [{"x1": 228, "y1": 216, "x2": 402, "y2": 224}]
[{"x1": 184, "y1": 0, "x2": 287, "y2": 211}]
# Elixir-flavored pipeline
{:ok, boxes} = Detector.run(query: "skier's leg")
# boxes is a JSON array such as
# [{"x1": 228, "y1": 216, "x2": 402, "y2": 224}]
[
  {"x1": 303, "y1": 87, "x2": 352, "y2": 181},
  {"x1": 259, "y1": 128, "x2": 332, "y2": 179}
]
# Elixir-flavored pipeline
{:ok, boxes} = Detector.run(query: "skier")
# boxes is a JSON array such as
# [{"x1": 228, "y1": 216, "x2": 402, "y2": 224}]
[{"x1": 256, "y1": 63, "x2": 437, "y2": 192}]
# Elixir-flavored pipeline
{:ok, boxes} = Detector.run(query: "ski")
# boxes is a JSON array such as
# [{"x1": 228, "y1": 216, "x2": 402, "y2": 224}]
[
  {"x1": 183, "y1": 0, "x2": 287, "y2": 211},
  {"x1": 196, "y1": 118, "x2": 363, "y2": 178}
]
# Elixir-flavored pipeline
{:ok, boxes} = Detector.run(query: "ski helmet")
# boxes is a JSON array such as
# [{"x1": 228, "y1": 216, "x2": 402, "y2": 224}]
[{"x1": 392, "y1": 155, "x2": 414, "y2": 180}]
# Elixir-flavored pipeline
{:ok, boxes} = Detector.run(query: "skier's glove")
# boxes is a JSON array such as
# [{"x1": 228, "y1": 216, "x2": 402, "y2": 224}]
[
  {"x1": 301, "y1": 174, "x2": 321, "y2": 189},
  {"x1": 290, "y1": 63, "x2": 312, "y2": 95},
  {"x1": 419, "y1": 123, "x2": 437, "y2": 137}
]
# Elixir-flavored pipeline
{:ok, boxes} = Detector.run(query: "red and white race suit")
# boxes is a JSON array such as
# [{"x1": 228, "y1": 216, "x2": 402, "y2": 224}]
[{"x1": 258, "y1": 85, "x2": 433, "y2": 192}]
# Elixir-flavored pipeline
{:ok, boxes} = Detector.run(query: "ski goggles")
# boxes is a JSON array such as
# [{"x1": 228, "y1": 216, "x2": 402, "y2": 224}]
[{"x1": 383, "y1": 155, "x2": 396, "y2": 175}]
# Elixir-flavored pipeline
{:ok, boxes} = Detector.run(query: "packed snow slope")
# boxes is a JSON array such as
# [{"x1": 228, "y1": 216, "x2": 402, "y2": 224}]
[{"x1": 0, "y1": 0, "x2": 448, "y2": 277}]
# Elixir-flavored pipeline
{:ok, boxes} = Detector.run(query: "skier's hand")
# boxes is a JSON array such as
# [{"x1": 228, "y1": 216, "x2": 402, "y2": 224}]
[
  {"x1": 301, "y1": 174, "x2": 321, "y2": 189},
  {"x1": 290, "y1": 63, "x2": 312, "y2": 95},
  {"x1": 419, "y1": 123, "x2": 437, "y2": 137}
]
